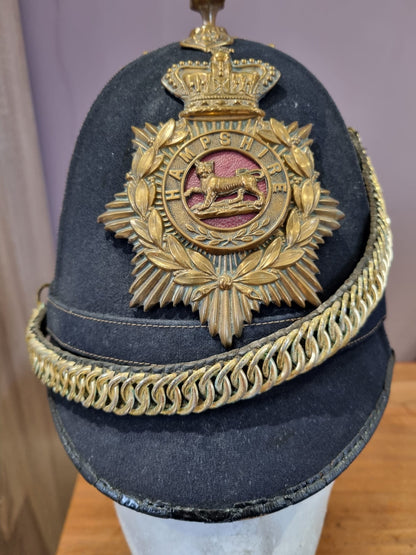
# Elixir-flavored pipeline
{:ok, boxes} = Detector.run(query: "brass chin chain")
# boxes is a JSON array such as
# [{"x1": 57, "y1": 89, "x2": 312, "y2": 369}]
[{"x1": 26, "y1": 131, "x2": 392, "y2": 416}]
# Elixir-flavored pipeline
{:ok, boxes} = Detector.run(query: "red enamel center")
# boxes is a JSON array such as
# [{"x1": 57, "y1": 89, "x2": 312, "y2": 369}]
[{"x1": 185, "y1": 150, "x2": 267, "y2": 229}]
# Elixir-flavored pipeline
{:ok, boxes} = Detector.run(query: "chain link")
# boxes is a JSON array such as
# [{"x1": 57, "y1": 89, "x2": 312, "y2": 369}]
[{"x1": 26, "y1": 132, "x2": 392, "y2": 416}]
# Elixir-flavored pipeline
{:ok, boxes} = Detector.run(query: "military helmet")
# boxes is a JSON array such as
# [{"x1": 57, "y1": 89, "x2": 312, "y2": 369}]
[{"x1": 27, "y1": 0, "x2": 393, "y2": 522}]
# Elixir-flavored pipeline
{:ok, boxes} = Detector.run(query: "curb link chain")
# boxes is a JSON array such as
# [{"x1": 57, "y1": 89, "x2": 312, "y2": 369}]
[{"x1": 25, "y1": 131, "x2": 393, "y2": 416}]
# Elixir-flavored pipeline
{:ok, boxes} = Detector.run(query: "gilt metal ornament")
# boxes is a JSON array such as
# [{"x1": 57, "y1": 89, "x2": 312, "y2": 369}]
[
  {"x1": 98, "y1": 25, "x2": 343, "y2": 347},
  {"x1": 27, "y1": 1, "x2": 392, "y2": 416},
  {"x1": 181, "y1": 0, "x2": 234, "y2": 52}
]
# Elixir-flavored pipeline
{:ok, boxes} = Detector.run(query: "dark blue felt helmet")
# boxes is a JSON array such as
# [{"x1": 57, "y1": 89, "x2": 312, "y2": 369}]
[{"x1": 27, "y1": 15, "x2": 393, "y2": 522}]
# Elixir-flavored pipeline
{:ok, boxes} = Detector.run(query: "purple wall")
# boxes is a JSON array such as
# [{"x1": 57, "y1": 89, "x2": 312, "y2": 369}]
[{"x1": 19, "y1": 0, "x2": 416, "y2": 360}]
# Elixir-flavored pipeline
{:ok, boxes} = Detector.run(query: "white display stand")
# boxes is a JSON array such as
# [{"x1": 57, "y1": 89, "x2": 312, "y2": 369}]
[{"x1": 114, "y1": 483, "x2": 333, "y2": 555}]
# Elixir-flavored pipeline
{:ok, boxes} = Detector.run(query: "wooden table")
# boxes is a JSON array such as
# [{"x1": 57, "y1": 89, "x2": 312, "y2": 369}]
[{"x1": 57, "y1": 362, "x2": 415, "y2": 555}]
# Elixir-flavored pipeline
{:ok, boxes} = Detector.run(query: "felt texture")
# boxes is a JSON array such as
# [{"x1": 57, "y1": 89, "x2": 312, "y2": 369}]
[
  {"x1": 49, "y1": 39, "x2": 369, "y2": 362},
  {"x1": 45, "y1": 294, "x2": 386, "y2": 367},
  {"x1": 49, "y1": 323, "x2": 393, "y2": 522},
  {"x1": 45, "y1": 40, "x2": 393, "y2": 521}
]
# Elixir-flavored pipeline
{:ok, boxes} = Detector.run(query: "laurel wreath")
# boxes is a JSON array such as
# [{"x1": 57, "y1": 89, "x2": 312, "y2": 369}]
[
  {"x1": 185, "y1": 218, "x2": 271, "y2": 247},
  {"x1": 126, "y1": 117, "x2": 322, "y2": 309}
]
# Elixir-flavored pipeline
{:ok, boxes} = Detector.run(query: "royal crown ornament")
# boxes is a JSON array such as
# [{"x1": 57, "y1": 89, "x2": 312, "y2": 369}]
[
  {"x1": 98, "y1": 27, "x2": 343, "y2": 347},
  {"x1": 162, "y1": 48, "x2": 279, "y2": 118}
]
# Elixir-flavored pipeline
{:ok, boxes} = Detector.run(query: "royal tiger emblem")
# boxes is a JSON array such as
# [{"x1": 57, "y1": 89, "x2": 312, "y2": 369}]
[
  {"x1": 98, "y1": 47, "x2": 343, "y2": 346},
  {"x1": 185, "y1": 160, "x2": 265, "y2": 212}
]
